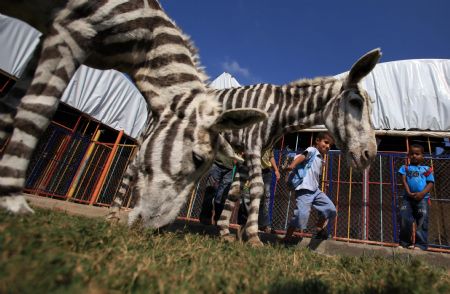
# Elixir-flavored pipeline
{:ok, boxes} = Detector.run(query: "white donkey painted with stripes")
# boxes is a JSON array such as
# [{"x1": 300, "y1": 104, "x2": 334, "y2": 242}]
[
  {"x1": 0, "y1": 0, "x2": 267, "y2": 228},
  {"x1": 214, "y1": 49, "x2": 382, "y2": 245},
  {"x1": 111, "y1": 49, "x2": 382, "y2": 245}
]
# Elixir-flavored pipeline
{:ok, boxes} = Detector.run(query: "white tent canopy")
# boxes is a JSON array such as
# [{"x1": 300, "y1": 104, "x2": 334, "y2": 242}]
[
  {"x1": 335, "y1": 59, "x2": 450, "y2": 132},
  {"x1": 61, "y1": 65, "x2": 148, "y2": 139},
  {"x1": 0, "y1": 13, "x2": 42, "y2": 78},
  {"x1": 209, "y1": 72, "x2": 241, "y2": 89},
  {"x1": 212, "y1": 60, "x2": 450, "y2": 135}
]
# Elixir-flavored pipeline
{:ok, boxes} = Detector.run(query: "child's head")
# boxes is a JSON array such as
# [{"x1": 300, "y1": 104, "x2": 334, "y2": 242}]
[
  {"x1": 408, "y1": 144, "x2": 425, "y2": 165},
  {"x1": 314, "y1": 132, "x2": 334, "y2": 155}
]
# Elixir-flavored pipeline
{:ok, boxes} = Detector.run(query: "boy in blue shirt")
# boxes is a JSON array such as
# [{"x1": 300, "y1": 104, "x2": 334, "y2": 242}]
[
  {"x1": 282, "y1": 132, "x2": 337, "y2": 242},
  {"x1": 398, "y1": 144, "x2": 434, "y2": 250}
]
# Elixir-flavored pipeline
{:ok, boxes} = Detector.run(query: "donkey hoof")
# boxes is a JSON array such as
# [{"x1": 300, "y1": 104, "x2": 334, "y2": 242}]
[
  {"x1": 247, "y1": 237, "x2": 264, "y2": 247},
  {"x1": 105, "y1": 212, "x2": 120, "y2": 223},
  {"x1": 220, "y1": 234, "x2": 237, "y2": 243},
  {"x1": 0, "y1": 195, "x2": 34, "y2": 215}
]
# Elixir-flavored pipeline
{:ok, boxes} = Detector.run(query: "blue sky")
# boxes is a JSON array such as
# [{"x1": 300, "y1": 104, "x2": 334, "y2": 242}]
[{"x1": 162, "y1": 0, "x2": 450, "y2": 86}]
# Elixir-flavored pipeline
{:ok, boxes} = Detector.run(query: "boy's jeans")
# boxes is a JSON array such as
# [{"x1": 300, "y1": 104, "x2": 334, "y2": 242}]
[
  {"x1": 290, "y1": 189, "x2": 336, "y2": 230},
  {"x1": 399, "y1": 196, "x2": 429, "y2": 250}
]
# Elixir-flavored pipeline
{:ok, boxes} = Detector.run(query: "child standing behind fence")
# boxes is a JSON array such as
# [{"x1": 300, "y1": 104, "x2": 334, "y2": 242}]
[
  {"x1": 398, "y1": 144, "x2": 434, "y2": 250},
  {"x1": 282, "y1": 132, "x2": 337, "y2": 242}
]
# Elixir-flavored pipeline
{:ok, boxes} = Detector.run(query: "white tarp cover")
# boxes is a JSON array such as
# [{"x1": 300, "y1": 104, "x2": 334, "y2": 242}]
[
  {"x1": 336, "y1": 59, "x2": 450, "y2": 132},
  {"x1": 0, "y1": 13, "x2": 42, "y2": 78},
  {"x1": 209, "y1": 72, "x2": 241, "y2": 89},
  {"x1": 61, "y1": 65, "x2": 148, "y2": 139}
]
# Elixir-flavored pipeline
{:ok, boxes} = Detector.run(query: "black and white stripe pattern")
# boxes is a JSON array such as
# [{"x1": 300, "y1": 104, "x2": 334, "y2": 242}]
[
  {"x1": 0, "y1": 0, "x2": 267, "y2": 224},
  {"x1": 214, "y1": 49, "x2": 382, "y2": 245},
  {"x1": 110, "y1": 49, "x2": 382, "y2": 238}
]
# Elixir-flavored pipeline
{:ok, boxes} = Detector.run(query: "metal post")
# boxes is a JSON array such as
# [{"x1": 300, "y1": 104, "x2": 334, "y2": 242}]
[{"x1": 90, "y1": 130, "x2": 124, "y2": 205}]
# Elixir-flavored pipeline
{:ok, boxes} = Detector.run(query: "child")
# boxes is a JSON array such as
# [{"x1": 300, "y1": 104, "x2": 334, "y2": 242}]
[
  {"x1": 398, "y1": 144, "x2": 434, "y2": 250},
  {"x1": 259, "y1": 148, "x2": 281, "y2": 233},
  {"x1": 282, "y1": 132, "x2": 337, "y2": 242}
]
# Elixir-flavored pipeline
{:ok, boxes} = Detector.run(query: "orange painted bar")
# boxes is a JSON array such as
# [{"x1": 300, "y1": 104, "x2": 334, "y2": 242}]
[
  {"x1": 90, "y1": 130, "x2": 124, "y2": 205},
  {"x1": 333, "y1": 154, "x2": 341, "y2": 237},
  {"x1": 0, "y1": 77, "x2": 12, "y2": 92}
]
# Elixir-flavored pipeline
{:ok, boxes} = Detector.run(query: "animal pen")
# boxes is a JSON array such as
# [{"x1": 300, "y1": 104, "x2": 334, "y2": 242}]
[
  {"x1": 178, "y1": 131, "x2": 450, "y2": 253},
  {"x1": 19, "y1": 64, "x2": 148, "y2": 208},
  {"x1": 24, "y1": 103, "x2": 137, "y2": 206},
  {"x1": 21, "y1": 122, "x2": 450, "y2": 252},
  {"x1": 20, "y1": 60, "x2": 450, "y2": 254}
]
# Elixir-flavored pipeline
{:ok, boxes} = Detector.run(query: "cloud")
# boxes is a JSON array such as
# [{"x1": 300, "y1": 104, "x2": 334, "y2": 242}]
[{"x1": 221, "y1": 60, "x2": 250, "y2": 78}]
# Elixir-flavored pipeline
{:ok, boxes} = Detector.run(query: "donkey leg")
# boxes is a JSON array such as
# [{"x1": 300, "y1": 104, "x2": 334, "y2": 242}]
[
  {"x1": 0, "y1": 31, "x2": 84, "y2": 214},
  {"x1": 217, "y1": 174, "x2": 242, "y2": 241},
  {"x1": 106, "y1": 156, "x2": 139, "y2": 221},
  {"x1": 242, "y1": 155, "x2": 265, "y2": 247}
]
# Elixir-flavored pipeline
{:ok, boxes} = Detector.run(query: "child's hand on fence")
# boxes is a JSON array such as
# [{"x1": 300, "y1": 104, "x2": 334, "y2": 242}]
[{"x1": 275, "y1": 170, "x2": 280, "y2": 181}]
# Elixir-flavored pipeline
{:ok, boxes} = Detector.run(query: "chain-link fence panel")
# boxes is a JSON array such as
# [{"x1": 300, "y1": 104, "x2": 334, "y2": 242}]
[
  {"x1": 178, "y1": 175, "x2": 209, "y2": 219},
  {"x1": 68, "y1": 142, "x2": 111, "y2": 203},
  {"x1": 25, "y1": 123, "x2": 90, "y2": 198},
  {"x1": 25, "y1": 121, "x2": 137, "y2": 207},
  {"x1": 429, "y1": 154, "x2": 450, "y2": 248},
  {"x1": 270, "y1": 149, "x2": 293, "y2": 231},
  {"x1": 96, "y1": 144, "x2": 136, "y2": 206},
  {"x1": 177, "y1": 149, "x2": 449, "y2": 252},
  {"x1": 27, "y1": 120, "x2": 449, "y2": 252}
]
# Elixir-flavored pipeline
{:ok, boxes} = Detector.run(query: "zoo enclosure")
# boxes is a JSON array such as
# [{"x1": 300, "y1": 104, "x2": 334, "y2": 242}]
[
  {"x1": 22, "y1": 121, "x2": 450, "y2": 253},
  {"x1": 178, "y1": 133, "x2": 450, "y2": 253},
  {"x1": 24, "y1": 103, "x2": 137, "y2": 207}
]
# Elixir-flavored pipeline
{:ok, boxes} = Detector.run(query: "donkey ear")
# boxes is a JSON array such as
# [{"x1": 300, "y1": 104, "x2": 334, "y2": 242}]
[
  {"x1": 215, "y1": 134, "x2": 244, "y2": 167},
  {"x1": 211, "y1": 108, "x2": 268, "y2": 131},
  {"x1": 346, "y1": 48, "x2": 382, "y2": 86}
]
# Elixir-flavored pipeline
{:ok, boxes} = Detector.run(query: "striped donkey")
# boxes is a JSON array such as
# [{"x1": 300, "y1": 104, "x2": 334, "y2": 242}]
[
  {"x1": 214, "y1": 48, "x2": 382, "y2": 245},
  {"x1": 110, "y1": 49, "x2": 382, "y2": 239},
  {"x1": 0, "y1": 0, "x2": 267, "y2": 228}
]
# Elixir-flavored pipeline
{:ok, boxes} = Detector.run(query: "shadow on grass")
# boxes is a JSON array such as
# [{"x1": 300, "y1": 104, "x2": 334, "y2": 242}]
[
  {"x1": 162, "y1": 220, "x2": 289, "y2": 245},
  {"x1": 269, "y1": 278, "x2": 330, "y2": 294}
]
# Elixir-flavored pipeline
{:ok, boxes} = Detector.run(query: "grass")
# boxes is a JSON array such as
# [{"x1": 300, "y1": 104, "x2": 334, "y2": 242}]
[{"x1": 0, "y1": 209, "x2": 449, "y2": 294}]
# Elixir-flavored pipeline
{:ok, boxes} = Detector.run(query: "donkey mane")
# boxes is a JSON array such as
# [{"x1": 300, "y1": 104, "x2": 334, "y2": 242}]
[
  {"x1": 287, "y1": 76, "x2": 337, "y2": 88},
  {"x1": 181, "y1": 33, "x2": 209, "y2": 83}
]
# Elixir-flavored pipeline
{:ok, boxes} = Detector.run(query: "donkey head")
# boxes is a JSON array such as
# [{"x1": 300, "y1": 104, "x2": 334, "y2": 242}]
[
  {"x1": 129, "y1": 92, "x2": 267, "y2": 228},
  {"x1": 323, "y1": 48, "x2": 381, "y2": 170}
]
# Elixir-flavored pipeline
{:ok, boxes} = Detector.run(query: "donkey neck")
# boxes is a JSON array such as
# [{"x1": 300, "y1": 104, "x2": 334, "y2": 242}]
[{"x1": 279, "y1": 77, "x2": 342, "y2": 134}]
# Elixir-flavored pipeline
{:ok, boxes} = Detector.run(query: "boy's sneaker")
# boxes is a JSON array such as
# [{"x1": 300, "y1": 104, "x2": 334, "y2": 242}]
[
  {"x1": 312, "y1": 229, "x2": 329, "y2": 240},
  {"x1": 259, "y1": 226, "x2": 272, "y2": 234}
]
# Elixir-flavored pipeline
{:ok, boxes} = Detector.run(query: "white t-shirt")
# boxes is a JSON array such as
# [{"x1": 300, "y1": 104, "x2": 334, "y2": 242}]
[{"x1": 294, "y1": 146, "x2": 323, "y2": 191}]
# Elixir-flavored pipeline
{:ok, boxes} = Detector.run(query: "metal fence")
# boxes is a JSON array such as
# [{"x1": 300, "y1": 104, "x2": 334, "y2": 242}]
[
  {"x1": 0, "y1": 69, "x2": 16, "y2": 97},
  {"x1": 179, "y1": 149, "x2": 450, "y2": 252},
  {"x1": 24, "y1": 114, "x2": 136, "y2": 207},
  {"x1": 24, "y1": 115, "x2": 449, "y2": 252}
]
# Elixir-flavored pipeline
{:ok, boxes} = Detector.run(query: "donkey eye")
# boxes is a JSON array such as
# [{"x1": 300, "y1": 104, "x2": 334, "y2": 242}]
[
  {"x1": 349, "y1": 97, "x2": 363, "y2": 109},
  {"x1": 192, "y1": 153, "x2": 205, "y2": 168}
]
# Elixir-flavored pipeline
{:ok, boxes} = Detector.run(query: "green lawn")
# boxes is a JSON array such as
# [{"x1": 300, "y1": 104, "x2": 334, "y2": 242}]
[{"x1": 0, "y1": 209, "x2": 449, "y2": 293}]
